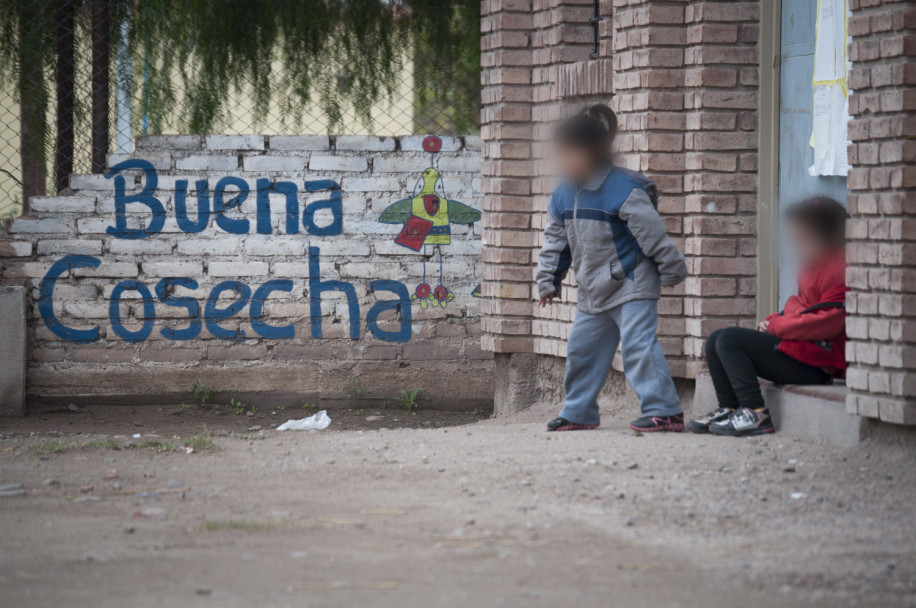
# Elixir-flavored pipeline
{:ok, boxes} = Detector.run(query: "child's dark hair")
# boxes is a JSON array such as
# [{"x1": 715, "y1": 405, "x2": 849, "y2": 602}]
[
  {"x1": 556, "y1": 104, "x2": 618, "y2": 163},
  {"x1": 786, "y1": 196, "x2": 849, "y2": 246}
]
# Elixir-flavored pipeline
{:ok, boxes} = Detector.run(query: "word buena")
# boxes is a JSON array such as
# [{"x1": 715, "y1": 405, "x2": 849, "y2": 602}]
[
  {"x1": 39, "y1": 159, "x2": 414, "y2": 344},
  {"x1": 107, "y1": 159, "x2": 342, "y2": 238}
]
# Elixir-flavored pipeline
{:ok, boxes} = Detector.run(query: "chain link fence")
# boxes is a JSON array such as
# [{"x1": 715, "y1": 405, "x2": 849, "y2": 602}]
[{"x1": 0, "y1": 0, "x2": 481, "y2": 221}]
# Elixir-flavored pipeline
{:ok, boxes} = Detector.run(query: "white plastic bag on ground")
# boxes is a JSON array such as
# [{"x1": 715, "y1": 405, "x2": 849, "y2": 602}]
[{"x1": 276, "y1": 410, "x2": 331, "y2": 431}]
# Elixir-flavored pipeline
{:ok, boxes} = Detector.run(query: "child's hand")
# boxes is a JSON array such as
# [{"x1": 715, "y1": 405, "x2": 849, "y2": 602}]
[
  {"x1": 538, "y1": 292, "x2": 559, "y2": 307},
  {"x1": 757, "y1": 320, "x2": 770, "y2": 332}
]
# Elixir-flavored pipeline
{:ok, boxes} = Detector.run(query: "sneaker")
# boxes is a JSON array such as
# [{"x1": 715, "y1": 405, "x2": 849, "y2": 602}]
[
  {"x1": 546, "y1": 417, "x2": 599, "y2": 432},
  {"x1": 686, "y1": 407, "x2": 734, "y2": 433},
  {"x1": 709, "y1": 407, "x2": 775, "y2": 437},
  {"x1": 629, "y1": 414, "x2": 684, "y2": 433}
]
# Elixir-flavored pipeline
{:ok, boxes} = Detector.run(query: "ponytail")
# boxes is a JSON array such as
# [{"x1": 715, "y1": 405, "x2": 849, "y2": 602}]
[
  {"x1": 585, "y1": 104, "x2": 617, "y2": 140},
  {"x1": 555, "y1": 103, "x2": 618, "y2": 163}
]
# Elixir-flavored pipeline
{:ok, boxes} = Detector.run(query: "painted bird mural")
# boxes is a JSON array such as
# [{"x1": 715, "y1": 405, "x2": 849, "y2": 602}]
[{"x1": 379, "y1": 137, "x2": 481, "y2": 308}]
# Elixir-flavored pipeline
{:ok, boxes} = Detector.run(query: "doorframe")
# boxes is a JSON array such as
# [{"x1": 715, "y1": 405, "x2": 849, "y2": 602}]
[{"x1": 757, "y1": 0, "x2": 781, "y2": 321}]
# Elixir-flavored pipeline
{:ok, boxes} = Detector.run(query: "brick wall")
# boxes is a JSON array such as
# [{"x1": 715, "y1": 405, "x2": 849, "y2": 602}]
[
  {"x1": 530, "y1": 0, "x2": 606, "y2": 364},
  {"x1": 0, "y1": 134, "x2": 492, "y2": 409},
  {"x1": 480, "y1": 0, "x2": 760, "y2": 411},
  {"x1": 681, "y1": 2, "x2": 760, "y2": 373},
  {"x1": 479, "y1": 0, "x2": 611, "y2": 358},
  {"x1": 479, "y1": 0, "x2": 603, "y2": 411},
  {"x1": 479, "y1": 0, "x2": 538, "y2": 356},
  {"x1": 845, "y1": 0, "x2": 916, "y2": 425},
  {"x1": 610, "y1": 1, "x2": 760, "y2": 377}
]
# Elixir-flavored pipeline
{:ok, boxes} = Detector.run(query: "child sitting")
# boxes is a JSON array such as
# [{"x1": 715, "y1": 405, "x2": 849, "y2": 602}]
[
  {"x1": 688, "y1": 197, "x2": 849, "y2": 436},
  {"x1": 537, "y1": 104, "x2": 688, "y2": 432}
]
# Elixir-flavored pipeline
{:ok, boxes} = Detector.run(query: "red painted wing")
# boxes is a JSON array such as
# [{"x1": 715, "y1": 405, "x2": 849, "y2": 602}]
[{"x1": 395, "y1": 215, "x2": 433, "y2": 251}]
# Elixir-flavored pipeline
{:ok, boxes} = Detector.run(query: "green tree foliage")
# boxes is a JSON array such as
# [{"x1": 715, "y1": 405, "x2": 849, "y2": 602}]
[
  {"x1": 127, "y1": 0, "x2": 480, "y2": 133},
  {"x1": 412, "y1": 0, "x2": 480, "y2": 134},
  {"x1": 0, "y1": 0, "x2": 56, "y2": 204},
  {"x1": 0, "y1": 0, "x2": 481, "y2": 197}
]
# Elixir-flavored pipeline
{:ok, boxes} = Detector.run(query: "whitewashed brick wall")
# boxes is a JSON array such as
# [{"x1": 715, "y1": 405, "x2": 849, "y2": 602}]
[{"x1": 0, "y1": 134, "x2": 491, "y2": 409}]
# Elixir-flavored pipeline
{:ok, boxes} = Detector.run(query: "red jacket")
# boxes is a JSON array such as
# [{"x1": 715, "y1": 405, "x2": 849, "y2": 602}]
[{"x1": 765, "y1": 250, "x2": 848, "y2": 376}]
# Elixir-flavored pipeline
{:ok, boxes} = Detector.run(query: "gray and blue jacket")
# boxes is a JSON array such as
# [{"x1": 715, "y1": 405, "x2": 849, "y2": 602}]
[{"x1": 536, "y1": 166, "x2": 687, "y2": 314}]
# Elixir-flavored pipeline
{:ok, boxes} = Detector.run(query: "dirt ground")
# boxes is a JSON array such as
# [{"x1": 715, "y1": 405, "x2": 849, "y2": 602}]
[{"x1": 1, "y1": 401, "x2": 914, "y2": 608}]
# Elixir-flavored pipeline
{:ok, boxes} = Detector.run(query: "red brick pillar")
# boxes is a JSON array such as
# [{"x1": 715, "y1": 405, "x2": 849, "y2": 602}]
[
  {"x1": 609, "y1": 0, "x2": 691, "y2": 376},
  {"x1": 845, "y1": 0, "x2": 916, "y2": 425},
  {"x1": 682, "y1": 2, "x2": 760, "y2": 375},
  {"x1": 529, "y1": 0, "x2": 607, "y2": 362},
  {"x1": 481, "y1": 0, "x2": 603, "y2": 412},
  {"x1": 480, "y1": 0, "x2": 761, "y2": 411},
  {"x1": 480, "y1": 0, "x2": 536, "y2": 354},
  {"x1": 480, "y1": 0, "x2": 539, "y2": 411}
]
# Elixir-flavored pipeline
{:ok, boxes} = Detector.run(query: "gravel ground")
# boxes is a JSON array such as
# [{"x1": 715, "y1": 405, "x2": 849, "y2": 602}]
[{"x1": 0, "y1": 402, "x2": 914, "y2": 608}]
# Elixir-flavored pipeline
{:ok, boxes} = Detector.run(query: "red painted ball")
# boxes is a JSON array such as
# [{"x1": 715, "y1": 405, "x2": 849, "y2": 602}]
[
  {"x1": 422, "y1": 136, "x2": 442, "y2": 153},
  {"x1": 415, "y1": 283, "x2": 432, "y2": 299}
]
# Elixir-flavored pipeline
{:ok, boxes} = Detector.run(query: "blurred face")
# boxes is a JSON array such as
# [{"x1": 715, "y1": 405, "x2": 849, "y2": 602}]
[
  {"x1": 555, "y1": 141, "x2": 598, "y2": 185},
  {"x1": 789, "y1": 220, "x2": 834, "y2": 268}
]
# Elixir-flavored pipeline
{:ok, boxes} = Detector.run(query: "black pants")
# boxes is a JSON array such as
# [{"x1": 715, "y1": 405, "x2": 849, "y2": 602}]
[{"x1": 705, "y1": 327, "x2": 831, "y2": 411}]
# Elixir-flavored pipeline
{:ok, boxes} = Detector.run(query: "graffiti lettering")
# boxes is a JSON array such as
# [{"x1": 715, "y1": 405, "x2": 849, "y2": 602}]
[
  {"x1": 35, "y1": 155, "x2": 478, "y2": 345},
  {"x1": 40, "y1": 253, "x2": 412, "y2": 343},
  {"x1": 105, "y1": 160, "x2": 343, "y2": 237},
  {"x1": 39, "y1": 255, "x2": 102, "y2": 343}
]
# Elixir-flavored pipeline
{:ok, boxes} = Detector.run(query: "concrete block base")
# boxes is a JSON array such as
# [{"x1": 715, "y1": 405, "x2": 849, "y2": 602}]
[
  {"x1": 493, "y1": 353, "x2": 538, "y2": 417},
  {"x1": 0, "y1": 286, "x2": 27, "y2": 416},
  {"x1": 25, "y1": 361, "x2": 494, "y2": 412},
  {"x1": 694, "y1": 371, "x2": 868, "y2": 447}
]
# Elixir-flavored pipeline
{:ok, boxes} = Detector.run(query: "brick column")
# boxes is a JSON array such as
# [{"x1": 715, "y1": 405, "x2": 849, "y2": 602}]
[
  {"x1": 480, "y1": 0, "x2": 601, "y2": 412},
  {"x1": 530, "y1": 0, "x2": 605, "y2": 362},
  {"x1": 480, "y1": 0, "x2": 761, "y2": 409},
  {"x1": 530, "y1": 0, "x2": 759, "y2": 378},
  {"x1": 610, "y1": 0, "x2": 690, "y2": 376},
  {"x1": 682, "y1": 2, "x2": 760, "y2": 374},
  {"x1": 845, "y1": 0, "x2": 916, "y2": 425},
  {"x1": 480, "y1": 0, "x2": 538, "y2": 412}
]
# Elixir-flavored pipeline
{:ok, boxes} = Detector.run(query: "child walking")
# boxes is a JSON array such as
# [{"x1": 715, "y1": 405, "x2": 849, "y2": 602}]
[
  {"x1": 537, "y1": 105, "x2": 688, "y2": 432},
  {"x1": 688, "y1": 197, "x2": 849, "y2": 436}
]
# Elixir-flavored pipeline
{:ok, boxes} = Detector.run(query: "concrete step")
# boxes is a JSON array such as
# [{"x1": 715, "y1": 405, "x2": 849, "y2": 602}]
[{"x1": 693, "y1": 371, "x2": 868, "y2": 447}]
